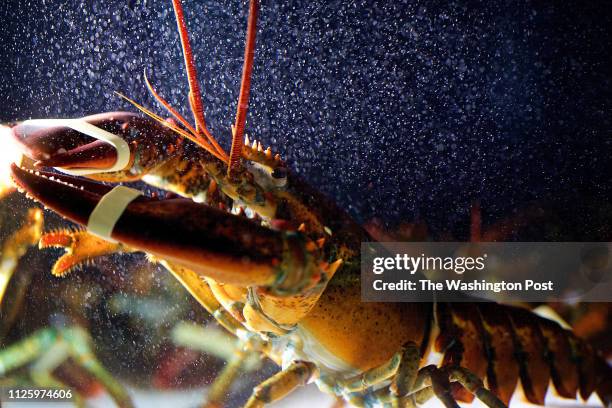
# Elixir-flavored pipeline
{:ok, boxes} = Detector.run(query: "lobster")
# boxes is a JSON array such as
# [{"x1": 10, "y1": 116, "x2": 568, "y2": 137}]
[
  {"x1": 0, "y1": 198, "x2": 134, "y2": 407},
  {"x1": 4, "y1": 0, "x2": 611, "y2": 407}
]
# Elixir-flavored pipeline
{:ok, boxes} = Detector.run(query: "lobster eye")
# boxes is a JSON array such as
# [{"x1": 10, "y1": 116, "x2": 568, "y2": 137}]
[{"x1": 271, "y1": 167, "x2": 287, "y2": 179}]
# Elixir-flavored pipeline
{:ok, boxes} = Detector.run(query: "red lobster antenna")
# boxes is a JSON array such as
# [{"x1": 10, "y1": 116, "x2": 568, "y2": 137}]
[
  {"x1": 171, "y1": 0, "x2": 227, "y2": 159},
  {"x1": 118, "y1": 0, "x2": 260, "y2": 171},
  {"x1": 119, "y1": 0, "x2": 229, "y2": 163},
  {"x1": 228, "y1": 0, "x2": 260, "y2": 177}
]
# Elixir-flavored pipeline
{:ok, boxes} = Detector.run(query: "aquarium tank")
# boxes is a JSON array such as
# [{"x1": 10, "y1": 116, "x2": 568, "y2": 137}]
[{"x1": 0, "y1": 1, "x2": 610, "y2": 407}]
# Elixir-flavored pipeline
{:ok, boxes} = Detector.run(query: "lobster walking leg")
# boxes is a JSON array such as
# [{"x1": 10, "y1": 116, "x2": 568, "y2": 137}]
[
  {"x1": 0, "y1": 327, "x2": 134, "y2": 408},
  {"x1": 420, "y1": 366, "x2": 460, "y2": 408},
  {"x1": 28, "y1": 343, "x2": 88, "y2": 408},
  {"x1": 60, "y1": 327, "x2": 134, "y2": 408},
  {"x1": 413, "y1": 387, "x2": 434, "y2": 406},
  {"x1": 0, "y1": 328, "x2": 55, "y2": 376},
  {"x1": 406, "y1": 364, "x2": 505, "y2": 408},
  {"x1": 243, "y1": 361, "x2": 318, "y2": 408},
  {"x1": 158, "y1": 260, "x2": 246, "y2": 336},
  {"x1": 339, "y1": 348, "x2": 404, "y2": 393},
  {"x1": 0, "y1": 208, "x2": 42, "y2": 303},
  {"x1": 390, "y1": 341, "x2": 421, "y2": 398},
  {"x1": 338, "y1": 342, "x2": 437, "y2": 408},
  {"x1": 203, "y1": 347, "x2": 249, "y2": 408},
  {"x1": 448, "y1": 367, "x2": 505, "y2": 408}
]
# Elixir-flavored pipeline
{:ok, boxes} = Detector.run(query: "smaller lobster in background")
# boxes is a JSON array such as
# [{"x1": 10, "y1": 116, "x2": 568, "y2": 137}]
[
  {"x1": 0, "y1": 196, "x2": 133, "y2": 407},
  {"x1": 4, "y1": 0, "x2": 612, "y2": 407}
]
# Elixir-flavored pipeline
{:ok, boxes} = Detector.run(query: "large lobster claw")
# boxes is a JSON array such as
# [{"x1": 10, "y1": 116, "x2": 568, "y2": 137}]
[
  {"x1": 10, "y1": 163, "x2": 314, "y2": 291},
  {"x1": 9, "y1": 112, "x2": 181, "y2": 181}
]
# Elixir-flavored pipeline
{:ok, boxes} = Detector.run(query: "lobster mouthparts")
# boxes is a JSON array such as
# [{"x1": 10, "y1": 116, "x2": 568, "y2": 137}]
[{"x1": 10, "y1": 163, "x2": 291, "y2": 287}]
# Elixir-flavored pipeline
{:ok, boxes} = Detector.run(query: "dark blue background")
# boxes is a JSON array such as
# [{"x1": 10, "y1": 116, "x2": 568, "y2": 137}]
[{"x1": 1, "y1": 0, "x2": 610, "y2": 238}]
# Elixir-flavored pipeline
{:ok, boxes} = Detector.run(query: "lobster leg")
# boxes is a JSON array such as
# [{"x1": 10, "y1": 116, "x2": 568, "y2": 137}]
[
  {"x1": 28, "y1": 359, "x2": 86, "y2": 408},
  {"x1": 0, "y1": 327, "x2": 134, "y2": 408},
  {"x1": 390, "y1": 341, "x2": 421, "y2": 399},
  {"x1": 0, "y1": 207, "x2": 42, "y2": 308},
  {"x1": 339, "y1": 347, "x2": 404, "y2": 393},
  {"x1": 243, "y1": 361, "x2": 318, "y2": 408},
  {"x1": 413, "y1": 387, "x2": 435, "y2": 405},
  {"x1": 171, "y1": 321, "x2": 266, "y2": 408},
  {"x1": 403, "y1": 364, "x2": 506, "y2": 408},
  {"x1": 448, "y1": 367, "x2": 505, "y2": 408},
  {"x1": 0, "y1": 327, "x2": 58, "y2": 376},
  {"x1": 60, "y1": 327, "x2": 134, "y2": 408},
  {"x1": 415, "y1": 366, "x2": 459, "y2": 408},
  {"x1": 202, "y1": 347, "x2": 250, "y2": 408},
  {"x1": 159, "y1": 260, "x2": 247, "y2": 336},
  {"x1": 312, "y1": 349, "x2": 418, "y2": 407}
]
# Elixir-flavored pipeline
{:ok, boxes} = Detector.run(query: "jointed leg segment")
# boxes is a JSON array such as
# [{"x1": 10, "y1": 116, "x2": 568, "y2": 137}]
[
  {"x1": 448, "y1": 367, "x2": 506, "y2": 408},
  {"x1": 397, "y1": 365, "x2": 506, "y2": 408},
  {"x1": 244, "y1": 361, "x2": 317, "y2": 408},
  {"x1": 203, "y1": 347, "x2": 250, "y2": 408},
  {"x1": 391, "y1": 341, "x2": 421, "y2": 398},
  {"x1": 0, "y1": 327, "x2": 133, "y2": 408}
]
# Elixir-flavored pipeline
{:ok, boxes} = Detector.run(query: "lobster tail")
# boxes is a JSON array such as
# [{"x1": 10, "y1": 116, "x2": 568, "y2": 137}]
[
  {"x1": 595, "y1": 358, "x2": 612, "y2": 407},
  {"x1": 435, "y1": 302, "x2": 611, "y2": 406}
]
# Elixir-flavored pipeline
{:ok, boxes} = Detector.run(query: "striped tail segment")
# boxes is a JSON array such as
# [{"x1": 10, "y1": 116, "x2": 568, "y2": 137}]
[{"x1": 434, "y1": 302, "x2": 611, "y2": 406}]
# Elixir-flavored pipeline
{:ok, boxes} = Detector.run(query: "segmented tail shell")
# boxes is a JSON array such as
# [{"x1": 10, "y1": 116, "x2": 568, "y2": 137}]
[{"x1": 435, "y1": 302, "x2": 611, "y2": 406}]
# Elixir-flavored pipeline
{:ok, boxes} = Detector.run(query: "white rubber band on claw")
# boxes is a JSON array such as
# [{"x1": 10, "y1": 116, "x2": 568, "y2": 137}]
[
  {"x1": 21, "y1": 118, "x2": 131, "y2": 175},
  {"x1": 87, "y1": 185, "x2": 142, "y2": 242}
]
